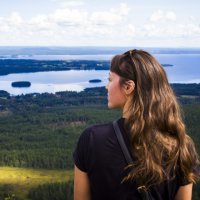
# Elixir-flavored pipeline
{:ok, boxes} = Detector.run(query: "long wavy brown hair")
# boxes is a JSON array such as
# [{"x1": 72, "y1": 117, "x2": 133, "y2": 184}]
[{"x1": 110, "y1": 49, "x2": 200, "y2": 188}]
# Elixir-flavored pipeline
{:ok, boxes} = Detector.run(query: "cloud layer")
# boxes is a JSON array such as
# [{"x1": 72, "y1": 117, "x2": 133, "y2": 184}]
[{"x1": 0, "y1": 3, "x2": 200, "y2": 46}]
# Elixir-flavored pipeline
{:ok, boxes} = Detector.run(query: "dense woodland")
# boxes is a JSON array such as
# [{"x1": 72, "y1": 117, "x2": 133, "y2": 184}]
[
  {"x1": 28, "y1": 181, "x2": 73, "y2": 200},
  {"x1": 0, "y1": 85, "x2": 199, "y2": 199}
]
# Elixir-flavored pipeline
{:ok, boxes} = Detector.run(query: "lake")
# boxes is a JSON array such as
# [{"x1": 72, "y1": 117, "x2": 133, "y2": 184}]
[
  {"x1": 0, "y1": 53, "x2": 200, "y2": 95},
  {"x1": 0, "y1": 70, "x2": 108, "y2": 95}
]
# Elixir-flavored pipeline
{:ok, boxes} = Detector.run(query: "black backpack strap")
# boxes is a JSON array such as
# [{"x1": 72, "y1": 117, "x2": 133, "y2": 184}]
[
  {"x1": 113, "y1": 120, "x2": 133, "y2": 164},
  {"x1": 112, "y1": 120, "x2": 154, "y2": 200}
]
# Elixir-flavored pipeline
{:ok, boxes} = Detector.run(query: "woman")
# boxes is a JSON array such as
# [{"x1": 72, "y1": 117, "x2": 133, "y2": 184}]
[{"x1": 73, "y1": 49, "x2": 200, "y2": 200}]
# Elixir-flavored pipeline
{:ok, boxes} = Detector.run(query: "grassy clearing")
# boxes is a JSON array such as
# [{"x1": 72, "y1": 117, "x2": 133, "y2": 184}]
[{"x1": 0, "y1": 167, "x2": 73, "y2": 200}]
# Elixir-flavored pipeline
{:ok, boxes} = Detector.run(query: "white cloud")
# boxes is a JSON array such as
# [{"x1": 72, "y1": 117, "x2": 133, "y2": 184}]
[
  {"x1": 29, "y1": 15, "x2": 53, "y2": 30},
  {"x1": 7, "y1": 12, "x2": 23, "y2": 27},
  {"x1": 178, "y1": 23, "x2": 200, "y2": 36},
  {"x1": 150, "y1": 10, "x2": 163, "y2": 22},
  {"x1": 150, "y1": 10, "x2": 176, "y2": 22},
  {"x1": 111, "y1": 3, "x2": 130, "y2": 16},
  {"x1": 60, "y1": 1, "x2": 85, "y2": 7},
  {"x1": 139, "y1": 20, "x2": 200, "y2": 39},
  {"x1": 0, "y1": 3, "x2": 199, "y2": 47},
  {"x1": 90, "y1": 3, "x2": 129, "y2": 25},
  {"x1": 52, "y1": 8, "x2": 88, "y2": 26},
  {"x1": 127, "y1": 24, "x2": 136, "y2": 36},
  {"x1": 139, "y1": 9, "x2": 199, "y2": 39},
  {"x1": 0, "y1": 3, "x2": 131, "y2": 45},
  {"x1": 189, "y1": 16, "x2": 196, "y2": 22},
  {"x1": 91, "y1": 11, "x2": 121, "y2": 25},
  {"x1": 0, "y1": 12, "x2": 24, "y2": 40},
  {"x1": 29, "y1": 3, "x2": 129, "y2": 29},
  {"x1": 166, "y1": 12, "x2": 176, "y2": 21}
]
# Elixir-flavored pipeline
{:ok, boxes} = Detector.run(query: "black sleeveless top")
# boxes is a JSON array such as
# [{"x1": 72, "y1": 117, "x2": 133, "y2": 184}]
[{"x1": 73, "y1": 118, "x2": 189, "y2": 200}]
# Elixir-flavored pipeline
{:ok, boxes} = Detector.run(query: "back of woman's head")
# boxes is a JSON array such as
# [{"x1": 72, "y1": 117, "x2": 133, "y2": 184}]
[
  {"x1": 110, "y1": 49, "x2": 200, "y2": 187},
  {"x1": 111, "y1": 50, "x2": 179, "y2": 134}
]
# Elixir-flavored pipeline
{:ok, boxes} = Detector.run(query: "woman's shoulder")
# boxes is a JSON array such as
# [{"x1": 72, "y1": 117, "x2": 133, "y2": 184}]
[
  {"x1": 74, "y1": 123, "x2": 113, "y2": 172},
  {"x1": 79, "y1": 118, "x2": 124, "y2": 141},
  {"x1": 81, "y1": 121, "x2": 114, "y2": 138}
]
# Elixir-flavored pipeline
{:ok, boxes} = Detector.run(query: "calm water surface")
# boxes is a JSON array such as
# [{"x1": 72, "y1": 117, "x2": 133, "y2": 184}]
[{"x1": 0, "y1": 54, "x2": 200, "y2": 95}]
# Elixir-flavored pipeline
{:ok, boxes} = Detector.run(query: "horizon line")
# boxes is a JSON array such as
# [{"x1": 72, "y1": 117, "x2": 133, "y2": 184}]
[{"x1": 0, "y1": 45, "x2": 200, "y2": 49}]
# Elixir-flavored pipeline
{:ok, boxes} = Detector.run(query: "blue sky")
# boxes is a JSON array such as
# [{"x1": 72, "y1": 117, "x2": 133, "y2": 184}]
[{"x1": 0, "y1": 0, "x2": 200, "y2": 47}]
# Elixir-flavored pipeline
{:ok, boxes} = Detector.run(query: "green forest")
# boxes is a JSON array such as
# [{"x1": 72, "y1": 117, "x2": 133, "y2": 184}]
[{"x1": 0, "y1": 85, "x2": 199, "y2": 200}]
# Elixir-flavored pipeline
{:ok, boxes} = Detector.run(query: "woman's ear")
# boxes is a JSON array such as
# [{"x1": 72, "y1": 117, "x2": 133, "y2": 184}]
[{"x1": 124, "y1": 80, "x2": 135, "y2": 95}]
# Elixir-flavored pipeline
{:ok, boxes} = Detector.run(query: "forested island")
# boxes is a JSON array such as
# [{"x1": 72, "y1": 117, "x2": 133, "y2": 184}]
[
  {"x1": 0, "y1": 85, "x2": 199, "y2": 200},
  {"x1": 89, "y1": 79, "x2": 102, "y2": 83},
  {"x1": 0, "y1": 59, "x2": 173, "y2": 76},
  {"x1": 162, "y1": 64, "x2": 173, "y2": 67},
  {"x1": 11, "y1": 81, "x2": 31, "y2": 88},
  {"x1": 0, "y1": 59, "x2": 110, "y2": 75}
]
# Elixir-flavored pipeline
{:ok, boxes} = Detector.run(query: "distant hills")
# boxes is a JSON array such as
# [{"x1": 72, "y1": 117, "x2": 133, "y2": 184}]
[{"x1": 0, "y1": 46, "x2": 200, "y2": 55}]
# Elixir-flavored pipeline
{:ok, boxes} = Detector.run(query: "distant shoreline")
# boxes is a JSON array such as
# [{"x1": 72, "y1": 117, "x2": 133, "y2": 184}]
[
  {"x1": 0, "y1": 59, "x2": 173, "y2": 76},
  {"x1": 0, "y1": 83, "x2": 200, "y2": 98},
  {"x1": 0, "y1": 46, "x2": 200, "y2": 56}
]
